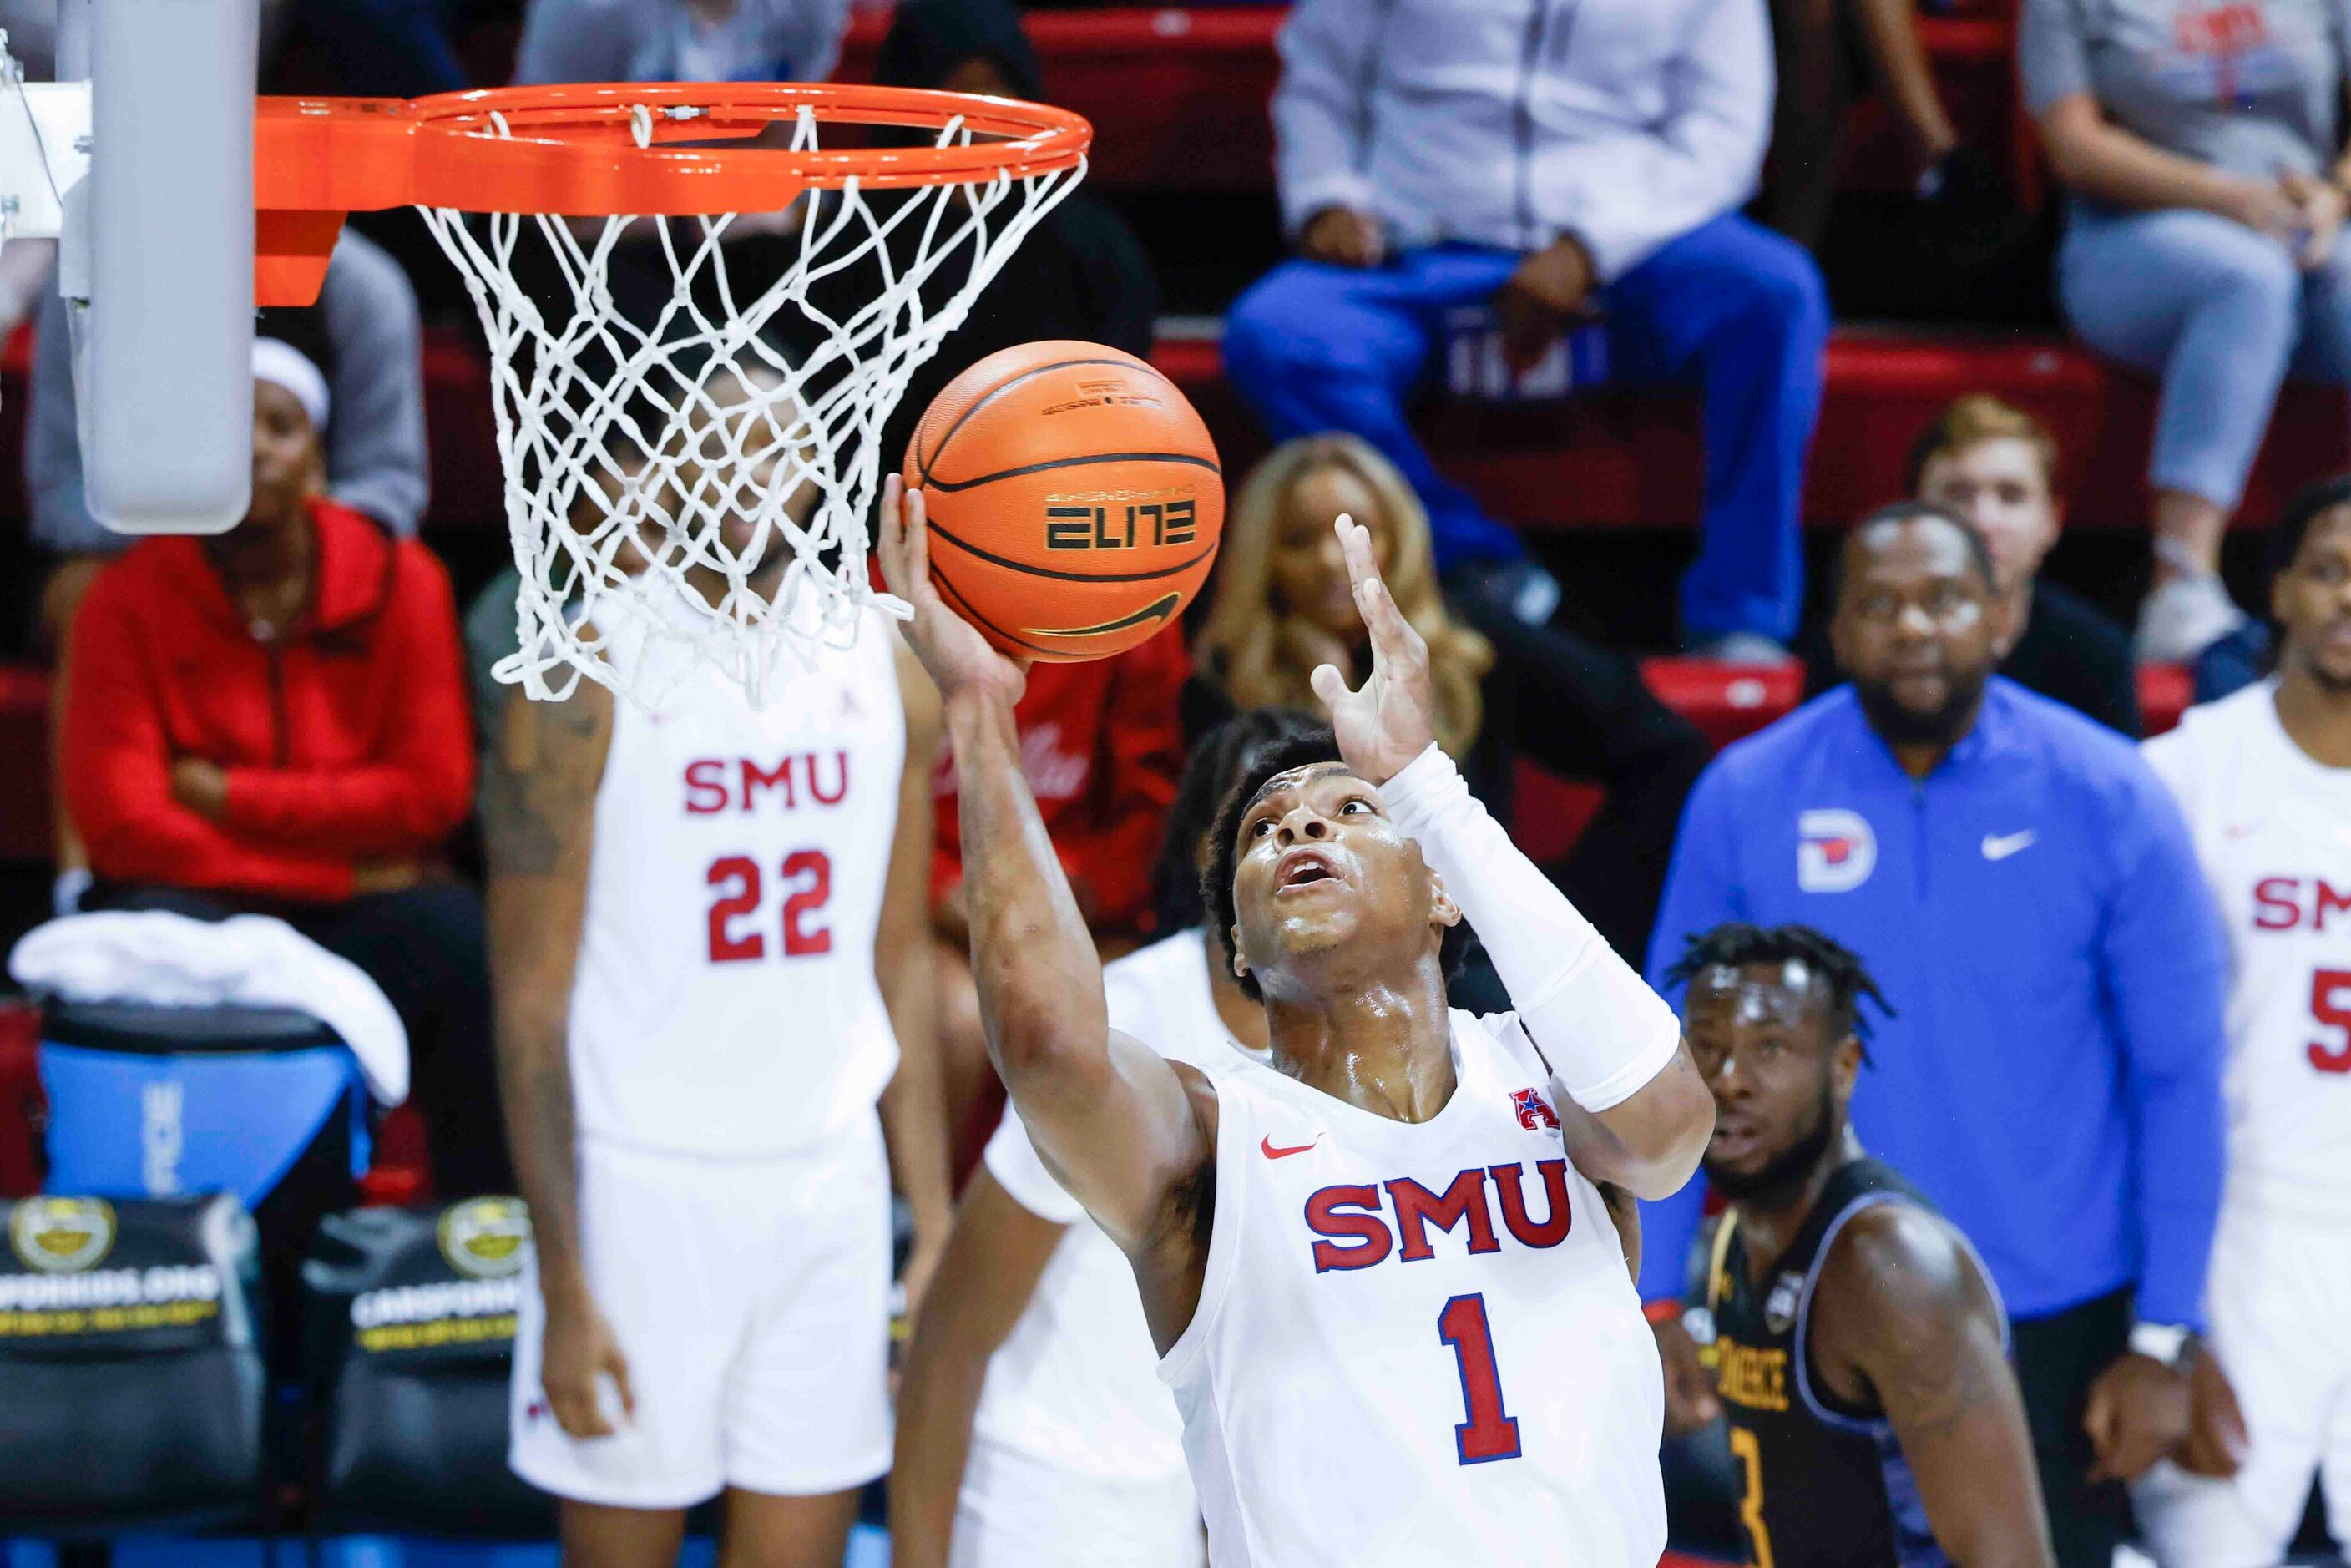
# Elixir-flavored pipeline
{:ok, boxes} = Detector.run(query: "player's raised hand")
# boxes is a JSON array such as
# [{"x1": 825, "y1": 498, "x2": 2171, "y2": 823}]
[
  {"x1": 878, "y1": 475, "x2": 1027, "y2": 710},
  {"x1": 1309, "y1": 514, "x2": 1437, "y2": 783}
]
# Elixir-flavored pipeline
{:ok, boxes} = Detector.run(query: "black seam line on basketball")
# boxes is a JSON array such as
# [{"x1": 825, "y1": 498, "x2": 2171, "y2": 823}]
[
  {"x1": 921, "y1": 356, "x2": 1179, "y2": 480},
  {"x1": 922, "y1": 450, "x2": 1222, "y2": 495},
  {"x1": 928, "y1": 562, "x2": 1064, "y2": 658},
  {"x1": 1027, "y1": 595, "x2": 1181, "y2": 638},
  {"x1": 927, "y1": 521, "x2": 1216, "y2": 585}
]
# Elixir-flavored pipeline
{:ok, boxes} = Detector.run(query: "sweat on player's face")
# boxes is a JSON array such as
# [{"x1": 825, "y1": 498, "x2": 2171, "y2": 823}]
[{"x1": 1224, "y1": 762, "x2": 1457, "y2": 979}]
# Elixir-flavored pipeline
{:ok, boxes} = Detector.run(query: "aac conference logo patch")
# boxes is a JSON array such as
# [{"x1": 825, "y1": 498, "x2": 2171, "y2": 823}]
[
  {"x1": 438, "y1": 1197, "x2": 531, "y2": 1281},
  {"x1": 1797, "y1": 809, "x2": 1877, "y2": 893},
  {"x1": 8, "y1": 1196, "x2": 117, "y2": 1275}
]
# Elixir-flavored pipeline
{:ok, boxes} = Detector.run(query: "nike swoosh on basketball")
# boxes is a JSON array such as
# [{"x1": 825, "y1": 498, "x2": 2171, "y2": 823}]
[
  {"x1": 1981, "y1": 830, "x2": 2036, "y2": 861},
  {"x1": 1261, "y1": 1136, "x2": 1320, "y2": 1160}
]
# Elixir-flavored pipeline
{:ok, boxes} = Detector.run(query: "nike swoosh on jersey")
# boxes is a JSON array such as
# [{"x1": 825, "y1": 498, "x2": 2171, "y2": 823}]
[
  {"x1": 1981, "y1": 830, "x2": 2036, "y2": 861},
  {"x1": 1261, "y1": 1136, "x2": 1320, "y2": 1160}
]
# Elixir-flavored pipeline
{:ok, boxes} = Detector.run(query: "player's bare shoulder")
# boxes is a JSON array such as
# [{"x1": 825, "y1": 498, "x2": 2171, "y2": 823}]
[
  {"x1": 480, "y1": 674, "x2": 615, "y2": 880},
  {"x1": 1810, "y1": 1200, "x2": 2002, "y2": 1418}
]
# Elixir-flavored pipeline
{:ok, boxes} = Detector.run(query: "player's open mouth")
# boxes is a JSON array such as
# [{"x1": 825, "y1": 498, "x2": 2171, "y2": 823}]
[
  {"x1": 1709, "y1": 1121, "x2": 1761, "y2": 1160},
  {"x1": 1274, "y1": 847, "x2": 1342, "y2": 893}
]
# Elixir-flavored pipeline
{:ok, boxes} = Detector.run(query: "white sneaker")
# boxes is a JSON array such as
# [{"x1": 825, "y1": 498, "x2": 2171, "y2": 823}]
[{"x1": 2136, "y1": 574, "x2": 2247, "y2": 663}]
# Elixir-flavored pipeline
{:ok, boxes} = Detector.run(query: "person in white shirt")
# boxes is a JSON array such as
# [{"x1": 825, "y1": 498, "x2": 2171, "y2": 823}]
[
  {"x1": 485, "y1": 377, "x2": 953, "y2": 1568},
  {"x1": 1220, "y1": 0, "x2": 1829, "y2": 662},
  {"x1": 2135, "y1": 476, "x2": 2351, "y2": 1565},
  {"x1": 882, "y1": 476, "x2": 1712, "y2": 1568},
  {"x1": 514, "y1": 0, "x2": 851, "y2": 88},
  {"x1": 890, "y1": 709, "x2": 1310, "y2": 1568}
]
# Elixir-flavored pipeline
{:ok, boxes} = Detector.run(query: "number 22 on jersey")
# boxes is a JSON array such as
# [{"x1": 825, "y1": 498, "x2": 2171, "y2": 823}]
[{"x1": 705, "y1": 852, "x2": 832, "y2": 963}]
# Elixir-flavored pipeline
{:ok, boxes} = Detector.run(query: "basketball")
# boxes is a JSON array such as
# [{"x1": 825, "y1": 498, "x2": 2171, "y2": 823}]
[{"x1": 901, "y1": 340, "x2": 1224, "y2": 662}]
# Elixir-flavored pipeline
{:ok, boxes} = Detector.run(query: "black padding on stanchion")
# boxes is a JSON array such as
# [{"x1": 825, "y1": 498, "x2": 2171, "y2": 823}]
[
  {"x1": 0, "y1": 1193, "x2": 266, "y2": 1531},
  {"x1": 302, "y1": 1199, "x2": 554, "y2": 1537}
]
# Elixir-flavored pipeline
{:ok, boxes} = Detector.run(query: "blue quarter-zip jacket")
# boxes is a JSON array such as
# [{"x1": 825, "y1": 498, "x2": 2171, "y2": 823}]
[{"x1": 1638, "y1": 680, "x2": 2227, "y2": 1328}]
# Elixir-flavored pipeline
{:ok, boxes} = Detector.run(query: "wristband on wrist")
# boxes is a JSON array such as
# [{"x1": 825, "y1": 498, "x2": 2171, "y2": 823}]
[{"x1": 2129, "y1": 1321, "x2": 2193, "y2": 1371}]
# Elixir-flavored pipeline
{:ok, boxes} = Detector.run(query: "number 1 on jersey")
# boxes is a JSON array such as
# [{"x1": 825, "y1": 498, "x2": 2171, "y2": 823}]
[{"x1": 1437, "y1": 1293, "x2": 1522, "y2": 1464}]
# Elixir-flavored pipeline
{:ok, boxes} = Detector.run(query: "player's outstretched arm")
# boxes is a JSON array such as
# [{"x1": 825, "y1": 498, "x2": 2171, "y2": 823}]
[
  {"x1": 481, "y1": 675, "x2": 634, "y2": 1439},
  {"x1": 877, "y1": 636, "x2": 954, "y2": 1319},
  {"x1": 878, "y1": 478, "x2": 1211, "y2": 1259},
  {"x1": 1314, "y1": 518, "x2": 1712, "y2": 1198},
  {"x1": 1812, "y1": 1206, "x2": 2055, "y2": 1568},
  {"x1": 890, "y1": 1168, "x2": 1069, "y2": 1568}
]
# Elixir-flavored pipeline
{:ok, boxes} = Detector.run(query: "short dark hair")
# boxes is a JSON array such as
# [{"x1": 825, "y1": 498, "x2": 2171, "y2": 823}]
[
  {"x1": 1664, "y1": 923, "x2": 1894, "y2": 1057},
  {"x1": 1832, "y1": 500, "x2": 1999, "y2": 609},
  {"x1": 2268, "y1": 473, "x2": 2351, "y2": 584},
  {"x1": 1150, "y1": 707, "x2": 1327, "y2": 933},
  {"x1": 1202, "y1": 726, "x2": 1471, "y2": 1002}
]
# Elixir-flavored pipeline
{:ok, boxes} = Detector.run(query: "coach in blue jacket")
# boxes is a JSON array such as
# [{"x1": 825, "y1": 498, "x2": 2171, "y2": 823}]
[{"x1": 1643, "y1": 503, "x2": 2227, "y2": 1568}]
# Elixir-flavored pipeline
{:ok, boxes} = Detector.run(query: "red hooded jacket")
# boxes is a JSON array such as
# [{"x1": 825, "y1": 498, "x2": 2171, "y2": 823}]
[{"x1": 63, "y1": 498, "x2": 475, "y2": 903}]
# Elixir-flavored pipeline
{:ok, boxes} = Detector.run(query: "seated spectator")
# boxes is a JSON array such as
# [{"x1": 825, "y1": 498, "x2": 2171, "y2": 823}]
[
  {"x1": 513, "y1": 0, "x2": 849, "y2": 85},
  {"x1": 58, "y1": 329, "x2": 511, "y2": 1199},
  {"x1": 1909, "y1": 394, "x2": 2141, "y2": 735},
  {"x1": 2025, "y1": 0, "x2": 2351, "y2": 661},
  {"x1": 1761, "y1": 0, "x2": 2010, "y2": 255},
  {"x1": 508, "y1": 0, "x2": 856, "y2": 334},
  {"x1": 28, "y1": 229, "x2": 428, "y2": 911},
  {"x1": 1190, "y1": 432, "x2": 1712, "y2": 964},
  {"x1": 928, "y1": 631, "x2": 1187, "y2": 1166},
  {"x1": 28, "y1": 227, "x2": 428, "y2": 653},
  {"x1": 1645, "y1": 502, "x2": 2228, "y2": 1568},
  {"x1": 1222, "y1": 0, "x2": 1828, "y2": 660},
  {"x1": 271, "y1": 0, "x2": 471, "y2": 98},
  {"x1": 862, "y1": 0, "x2": 1160, "y2": 468}
]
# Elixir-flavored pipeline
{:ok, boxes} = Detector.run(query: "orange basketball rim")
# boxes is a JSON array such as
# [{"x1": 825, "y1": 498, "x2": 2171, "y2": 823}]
[{"x1": 251, "y1": 83, "x2": 1094, "y2": 306}]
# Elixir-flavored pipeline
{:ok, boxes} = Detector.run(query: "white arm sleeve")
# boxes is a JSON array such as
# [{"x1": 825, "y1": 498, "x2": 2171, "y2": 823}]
[{"x1": 1381, "y1": 744, "x2": 1681, "y2": 1111}]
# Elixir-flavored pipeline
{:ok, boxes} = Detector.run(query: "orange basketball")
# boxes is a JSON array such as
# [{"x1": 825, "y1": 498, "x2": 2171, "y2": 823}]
[{"x1": 901, "y1": 340, "x2": 1223, "y2": 662}]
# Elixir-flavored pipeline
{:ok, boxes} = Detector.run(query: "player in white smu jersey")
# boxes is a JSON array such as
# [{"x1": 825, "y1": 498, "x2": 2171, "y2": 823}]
[
  {"x1": 881, "y1": 480, "x2": 1712, "y2": 1568},
  {"x1": 485, "y1": 399, "x2": 953, "y2": 1568},
  {"x1": 893, "y1": 710, "x2": 1317, "y2": 1568},
  {"x1": 2134, "y1": 485, "x2": 2351, "y2": 1566}
]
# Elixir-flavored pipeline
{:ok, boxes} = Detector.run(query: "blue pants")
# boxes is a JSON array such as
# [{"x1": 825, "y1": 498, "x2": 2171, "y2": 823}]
[
  {"x1": 2059, "y1": 204, "x2": 2351, "y2": 513},
  {"x1": 1221, "y1": 216, "x2": 1828, "y2": 641}
]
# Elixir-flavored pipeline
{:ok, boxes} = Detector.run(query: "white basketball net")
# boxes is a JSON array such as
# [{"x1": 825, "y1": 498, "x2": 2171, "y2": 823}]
[{"x1": 419, "y1": 104, "x2": 1083, "y2": 706}]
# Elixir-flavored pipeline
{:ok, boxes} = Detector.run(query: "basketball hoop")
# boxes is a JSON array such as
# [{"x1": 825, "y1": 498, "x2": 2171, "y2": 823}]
[{"x1": 255, "y1": 85, "x2": 1091, "y2": 705}]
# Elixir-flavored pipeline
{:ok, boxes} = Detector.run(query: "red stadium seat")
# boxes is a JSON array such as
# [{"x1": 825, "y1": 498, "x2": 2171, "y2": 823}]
[
  {"x1": 0, "y1": 998, "x2": 42, "y2": 1197},
  {"x1": 0, "y1": 662, "x2": 53, "y2": 864}
]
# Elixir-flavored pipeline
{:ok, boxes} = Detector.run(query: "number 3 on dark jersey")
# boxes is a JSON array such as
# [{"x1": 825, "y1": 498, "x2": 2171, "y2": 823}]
[{"x1": 1438, "y1": 1293, "x2": 1522, "y2": 1464}]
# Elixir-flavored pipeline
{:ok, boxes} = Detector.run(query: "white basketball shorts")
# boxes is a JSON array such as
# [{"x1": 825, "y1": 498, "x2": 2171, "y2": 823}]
[
  {"x1": 2133, "y1": 1202, "x2": 2351, "y2": 1567},
  {"x1": 953, "y1": 1439, "x2": 1205, "y2": 1568},
  {"x1": 509, "y1": 1115, "x2": 892, "y2": 1509}
]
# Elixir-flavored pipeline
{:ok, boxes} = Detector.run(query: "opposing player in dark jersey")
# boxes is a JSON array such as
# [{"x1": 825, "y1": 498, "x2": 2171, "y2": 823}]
[{"x1": 1666, "y1": 923, "x2": 2052, "y2": 1568}]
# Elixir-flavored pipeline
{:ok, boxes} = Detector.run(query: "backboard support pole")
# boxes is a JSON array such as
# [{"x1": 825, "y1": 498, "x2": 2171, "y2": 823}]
[{"x1": 79, "y1": 0, "x2": 259, "y2": 535}]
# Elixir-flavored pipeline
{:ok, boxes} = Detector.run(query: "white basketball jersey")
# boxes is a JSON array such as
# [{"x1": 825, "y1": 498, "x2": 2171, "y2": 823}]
[
  {"x1": 568, "y1": 602, "x2": 907, "y2": 1157},
  {"x1": 2145, "y1": 683, "x2": 2351, "y2": 1219},
  {"x1": 1160, "y1": 1012, "x2": 1666, "y2": 1568},
  {"x1": 974, "y1": 929, "x2": 1256, "y2": 1489}
]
